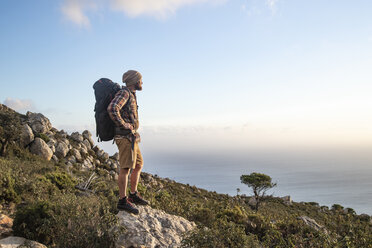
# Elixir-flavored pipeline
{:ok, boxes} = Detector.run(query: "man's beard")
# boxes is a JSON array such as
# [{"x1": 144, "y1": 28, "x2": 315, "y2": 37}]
[{"x1": 135, "y1": 83, "x2": 142, "y2": 91}]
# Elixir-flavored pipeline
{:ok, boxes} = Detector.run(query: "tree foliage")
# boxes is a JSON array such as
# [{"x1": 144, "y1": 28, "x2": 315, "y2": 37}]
[{"x1": 240, "y1": 172, "x2": 277, "y2": 211}]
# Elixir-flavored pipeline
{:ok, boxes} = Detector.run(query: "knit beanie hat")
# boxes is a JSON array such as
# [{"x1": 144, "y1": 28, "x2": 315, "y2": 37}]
[{"x1": 122, "y1": 70, "x2": 142, "y2": 86}]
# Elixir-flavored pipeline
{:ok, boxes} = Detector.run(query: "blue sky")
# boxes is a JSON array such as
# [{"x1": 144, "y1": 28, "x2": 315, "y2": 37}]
[{"x1": 1, "y1": 0, "x2": 372, "y2": 154}]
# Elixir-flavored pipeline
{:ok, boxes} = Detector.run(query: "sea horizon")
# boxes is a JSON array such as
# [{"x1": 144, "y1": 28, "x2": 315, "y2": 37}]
[{"x1": 139, "y1": 147, "x2": 372, "y2": 215}]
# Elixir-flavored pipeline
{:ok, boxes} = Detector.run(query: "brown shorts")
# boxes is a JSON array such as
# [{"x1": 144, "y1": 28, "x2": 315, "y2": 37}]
[{"x1": 115, "y1": 138, "x2": 143, "y2": 169}]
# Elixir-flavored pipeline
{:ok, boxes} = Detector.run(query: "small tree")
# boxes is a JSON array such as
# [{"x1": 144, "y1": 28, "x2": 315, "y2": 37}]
[
  {"x1": 240, "y1": 172, "x2": 276, "y2": 211},
  {"x1": 236, "y1": 188, "x2": 240, "y2": 196}
]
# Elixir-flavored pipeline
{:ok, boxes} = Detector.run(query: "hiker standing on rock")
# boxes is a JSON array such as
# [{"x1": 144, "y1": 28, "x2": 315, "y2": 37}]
[{"x1": 107, "y1": 70, "x2": 149, "y2": 214}]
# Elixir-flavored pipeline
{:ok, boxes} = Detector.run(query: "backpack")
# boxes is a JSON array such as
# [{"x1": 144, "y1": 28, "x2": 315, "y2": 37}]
[{"x1": 93, "y1": 78, "x2": 121, "y2": 142}]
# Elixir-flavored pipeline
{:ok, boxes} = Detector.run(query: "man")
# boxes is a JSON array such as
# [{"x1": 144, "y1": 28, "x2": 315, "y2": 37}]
[{"x1": 107, "y1": 70, "x2": 148, "y2": 215}]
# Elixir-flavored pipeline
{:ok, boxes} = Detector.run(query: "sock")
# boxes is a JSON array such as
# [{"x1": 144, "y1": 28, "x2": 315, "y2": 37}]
[{"x1": 130, "y1": 191, "x2": 136, "y2": 195}]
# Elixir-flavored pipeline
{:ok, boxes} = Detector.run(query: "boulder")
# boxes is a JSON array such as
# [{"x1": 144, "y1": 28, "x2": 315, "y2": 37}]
[
  {"x1": 111, "y1": 152, "x2": 119, "y2": 161},
  {"x1": 0, "y1": 214, "x2": 13, "y2": 238},
  {"x1": 70, "y1": 148, "x2": 82, "y2": 162},
  {"x1": 20, "y1": 124, "x2": 34, "y2": 147},
  {"x1": 47, "y1": 140, "x2": 55, "y2": 153},
  {"x1": 111, "y1": 161, "x2": 119, "y2": 171},
  {"x1": 82, "y1": 130, "x2": 94, "y2": 147},
  {"x1": 248, "y1": 197, "x2": 257, "y2": 207},
  {"x1": 298, "y1": 216, "x2": 328, "y2": 234},
  {"x1": 52, "y1": 155, "x2": 59, "y2": 163},
  {"x1": 0, "y1": 236, "x2": 47, "y2": 248},
  {"x1": 55, "y1": 142, "x2": 69, "y2": 159},
  {"x1": 280, "y1": 195, "x2": 292, "y2": 205},
  {"x1": 82, "y1": 139, "x2": 91, "y2": 150},
  {"x1": 67, "y1": 155, "x2": 76, "y2": 164},
  {"x1": 71, "y1": 132, "x2": 84, "y2": 142},
  {"x1": 110, "y1": 170, "x2": 118, "y2": 181},
  {"x1": 30, "y1": 138, "x2": 53, "y2": 161},
  {"x1": 97, "y1": 150, "x2": 109, "y2": 161},
  {"x1": 82, "y1": 159, "x2": 94, "y2": 170},
  {"x1": 26, "y1": 112, "x2": 52, "y2": 134},
  {"x1": 116, "y1": 206, "x2": 195, "y2": 248},
  {"x1": 58, "y1": 130, "x2": 68, "y2": 138},
  {"x1": 80, "y1": 145, "x2": 88, "y2": 156},
  {"x1": 61, "y1": 138, "x2": 69, "y2": 146}
]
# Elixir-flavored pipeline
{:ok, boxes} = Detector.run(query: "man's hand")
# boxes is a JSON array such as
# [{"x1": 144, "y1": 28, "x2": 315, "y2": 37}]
[{"x1": 134, "y1": 132, "x2": 141, "y2": 143}]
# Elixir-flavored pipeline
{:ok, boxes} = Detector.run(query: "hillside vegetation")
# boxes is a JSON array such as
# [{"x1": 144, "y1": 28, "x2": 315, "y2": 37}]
[{"x1": 0, "y1": 105, "x2": 371, "y2": 248}]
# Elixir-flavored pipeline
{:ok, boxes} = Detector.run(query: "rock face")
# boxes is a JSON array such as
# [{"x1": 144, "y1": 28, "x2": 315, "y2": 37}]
[
  {"x1": 30, "y1": 138, "x2": 53, "y2": 161},
  {"x1": 0, "y1": 236, "x2": 47, "y2": 248},
  {"x1": 82, "y1": 130, "x2": 94, "y2": 147},
  {"x1": 71, "y1": 132, "x2": 84, "y2": 142},
  {"x1": 116, "y1": 206, "x2": 196, "y2": 248},
  {"x1": 0, "y1": 214, "x2": 13, "y2": 238},
  {"x1": 298, "y1": 216, "x2": 328, "y2": 234},
  {"x1": 26, "y1": 112, "x2": 52, "y2": 134},
  {"x1": 281, "y1": 195, "x2": 292, "y2": 205},
  {"x1": 55, "y1": 142, "x2": 69, "y2": 159},
  {"x1": 20, "y1": 124, "x2": 34, "y2": 147}
]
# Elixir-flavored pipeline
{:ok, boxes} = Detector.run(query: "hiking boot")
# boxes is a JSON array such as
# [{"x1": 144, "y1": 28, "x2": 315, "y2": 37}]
[
  {"x1": 117, "y1": 197, "x2": 139, "y2": 215},
  {"x1": 128, "y1": 191, "x2": 149, "y2": 206}
]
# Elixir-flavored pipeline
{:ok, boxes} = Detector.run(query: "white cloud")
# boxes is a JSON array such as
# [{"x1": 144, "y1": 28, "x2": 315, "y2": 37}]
[
  {"x1": 61, "y1": 0, "x2": 97, "y2": 27},
  {"x1": 61, "y1": 0, "x2": 225, "y2": 26},
  {"x1": 265, "y1": 0, "x2": 279, "y2": 13},
  {"x1": 110, "y1": 0, "x2": 225, "y2": 18},
  {"x1": 3, "y1": 98, "x2": 36, "y2": 113}
]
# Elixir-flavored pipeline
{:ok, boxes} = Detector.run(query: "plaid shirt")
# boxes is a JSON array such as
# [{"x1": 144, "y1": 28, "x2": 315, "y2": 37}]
[{"x1": 107, "y1": 87, "x2": 139, "y2": 141}]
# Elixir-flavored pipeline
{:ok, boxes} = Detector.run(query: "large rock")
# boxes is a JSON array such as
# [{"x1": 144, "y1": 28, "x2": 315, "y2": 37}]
[
  {"x1": 116, "y1": 206, "x2": 195, "y2": 248},
  {"x1": 82, "y1": 130, "x2": 94, "y2": 147},
  {"x1": 26, "y1": 112, "x2": 52, "y2": 134},
  {"x1": 0, "y1": 236, "x2": 47, "y2": 248},
  {"x1": 70, "y1": 148, "x2": 82, "y2": 162},
  {"x1": 20, "y1": 124, "x2": 34, "y2": 147},
  {"x1": 82, "y1": 139, "x2": 91, "y2": 150},
  {"x1": 97, "y1": 149, "x2": 109, "y2": 161},
  {"x1": 82, "y1": 159, "x2": 94, "y2": 170},
  {"x1": 280, "y1": 195, "x2": 292, "y2": 205},
  {"x1": 55, "y1": 142, "x2": 69, "y2": 159},
  {"x1": 30, "y1": 138, "x2": 53, "y2": 161},
  {"x1": 0, "y1": 214, "x2": 13, "y2": 238},
  {"x1": 71, "y1": 132, "x2": 84, "y2": 142},
  {"x1": 298, "y1": 216, "x2": 328, "y2": 234}
]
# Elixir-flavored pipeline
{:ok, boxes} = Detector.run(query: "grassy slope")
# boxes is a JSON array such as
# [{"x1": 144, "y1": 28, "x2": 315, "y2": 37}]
[{"x1": 0, "y1": 106, "x2": 371, "y2": 248}]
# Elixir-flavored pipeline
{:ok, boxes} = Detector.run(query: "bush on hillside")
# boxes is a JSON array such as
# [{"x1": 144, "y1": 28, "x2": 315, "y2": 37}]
[
  {"x1": 13, "y1": 195, "x2": 122, "y2": 248},
  {"x1": 0, "y1": 111, "x2": 23, "y2": 156}
]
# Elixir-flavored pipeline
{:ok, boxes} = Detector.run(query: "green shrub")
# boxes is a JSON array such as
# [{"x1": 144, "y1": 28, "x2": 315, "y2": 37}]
[
  {"x1": 13, "y1": 195, "x2": 122, "y2": 248},
  {"x1": 190, "y1": 207, "x2": 216, "y2": 227},
  {"x1": 181, "y1": 219, "x2": 255, "y2": 248},
  {"x1": 43, "y1": 170, "x2": 76, "y2": 190},
  {"x1": 0, "y1": 168, "x2": 20, "y2": 203},
  {"x1": 332, "y1": 204, "x2": 344, "y2": 211}
]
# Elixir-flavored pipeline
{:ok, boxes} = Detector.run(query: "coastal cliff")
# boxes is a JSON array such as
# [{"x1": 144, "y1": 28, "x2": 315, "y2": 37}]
[{"x1": 0, "y1": 104, "x2": 371, "y2": 248}]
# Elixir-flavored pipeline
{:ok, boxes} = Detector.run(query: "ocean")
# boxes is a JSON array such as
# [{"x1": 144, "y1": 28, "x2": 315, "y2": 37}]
[{"x1": 140, "y1": 147, "x2": 372, "y2": 215}]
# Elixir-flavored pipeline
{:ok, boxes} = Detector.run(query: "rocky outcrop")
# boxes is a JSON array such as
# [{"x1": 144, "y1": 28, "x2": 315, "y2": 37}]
[
  {"x1": 116, "y1": 206, "x2": 196, "y2": 248},
  {"x1": 0, "y1": 236, "x2": 47, "y2": 248},
  {"x1": 20, "y1": 124, "x2": 34, "y2": 147},
  {"x1": 26, "y1": 112, "x2": 52, "y2": 134},
  {"x1": 29, "y1": 138, "x2": 53, "y2": 161},
  {"x1": 298, "y1": 216, "x2": 328, "y2": 234},
  {"x1": 4, "y1": 108, "x2": 120, "y2": 181},
  {"x1": 55, "y1": 142, "x2": 69, "y2": 159},
  {"x1": 0, "y1": 214, "x2": 13, "y2": 238},
  {"x1": 280, "y1": 195, "x2": 292, "y2": 205}
]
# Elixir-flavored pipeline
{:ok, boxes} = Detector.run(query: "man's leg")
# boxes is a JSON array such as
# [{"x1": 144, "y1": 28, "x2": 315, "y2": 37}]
[
  {"x1": 128, "y1": 145, "x2": 148, "y2": 205},
  {"x1": 130, "y1": 162, "x2": 143, "y2": 193},
  {"x1": 118, "y1": 168, "x2": 130, "y2": 199}
]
